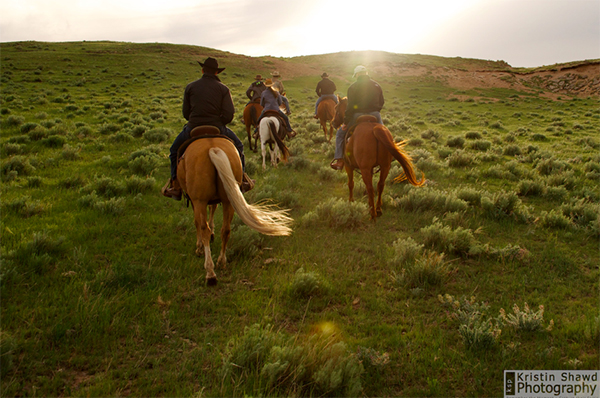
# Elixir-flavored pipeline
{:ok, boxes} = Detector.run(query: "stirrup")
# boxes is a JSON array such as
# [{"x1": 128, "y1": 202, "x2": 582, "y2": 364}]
[
  {"x1": 330, "y1": 159, "x2": 344, "y2": 170},
  {"x1": 161, "y1": 179, "x2": 182, "y2": 201},
  {"x1": 241, "y1": 173, "x2": 255, "y2": 193}
]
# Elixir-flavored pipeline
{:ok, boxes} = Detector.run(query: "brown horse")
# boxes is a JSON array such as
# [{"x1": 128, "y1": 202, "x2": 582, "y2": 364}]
[
  {"x1": 243, "y1": 101, "x2": 263, "y2": 152},
  {"x1": 316, "y1": 97, "x2": 336, "y2": 143},
  {"x1": 333, "y1": 97, "x2": 426, "y2": 220},
  {"x1": 177, "y1": 135, "x2": 292, "y2": 285}
]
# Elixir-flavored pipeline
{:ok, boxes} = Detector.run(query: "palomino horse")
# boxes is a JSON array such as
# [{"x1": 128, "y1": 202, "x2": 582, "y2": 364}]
[
  {"x1": 243, "y1": 101, "x2": 263, "y2": 152},
  {"x1": 316, "y1": 97, "x2": 336, "y2": 143},
  {"x1": 177, "y1": 129, "x2": 292, "y2": 285},
  {"x1": 332, "y1": 97, "x2": 426, "y2": 220},
  {"x1": 258, "y1": 112, "x2": 290, "y2": 170}
]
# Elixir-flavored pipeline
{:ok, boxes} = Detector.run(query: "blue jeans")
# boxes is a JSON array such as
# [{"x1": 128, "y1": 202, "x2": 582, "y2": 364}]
[
  {"x1": 334, "y1": 112, "x2": 382, "y2": 159},
  {"x1": 281, "y1": 96, "x2": 290, "y2": 114},
  {"x1": 169, "y1": 124, "x2": 245, "y2": 180},
  {"x1": 315, "y1": 94, "x2": 338, "y2": 114}
]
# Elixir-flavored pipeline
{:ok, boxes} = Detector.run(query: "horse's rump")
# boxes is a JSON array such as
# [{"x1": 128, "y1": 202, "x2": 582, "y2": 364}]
[
  {"x1": 178, "y1": 137, "x2": 243, "y2": 204},
  {"x1": 264, "y1": 118, "x2": 290, "y2": 162},
  {"x1": 177, "y1": 133, "x2": 231, "y2": 163},
  {"x1": 371, "y1": 125, "x2": 425, "y2": 186}
]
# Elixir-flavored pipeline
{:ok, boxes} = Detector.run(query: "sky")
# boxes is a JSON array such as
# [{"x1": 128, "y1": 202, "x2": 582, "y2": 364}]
[{"x1": 0, "y1": 0, "x2": 598, "y2": 67}]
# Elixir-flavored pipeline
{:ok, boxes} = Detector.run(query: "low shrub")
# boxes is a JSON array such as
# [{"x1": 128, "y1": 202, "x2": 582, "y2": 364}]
[
  {"x1": 2, "y1": 156, "x2": 35, "y2": 176},
  {"x1": 5, "y1": 115, "x2": 24, "y2": 127},
  {"x1": 395, "y1": 251, "x2": 449, "y2": 288},
  {"x1": 465, "y1": 131, "x2": 482, "y2": 140},
  {"x1": 540, "y1": 209, "x2": 572, "y2": 229},
  {"x1": 222, "y1": 324, "x2": 364, "y2": 397},
  {"x1": 20, "y1": 122, "x2": 39, "y2": 134},
  {"x1": 288, "y1": 268, "x2": 329, "y2": 298},
  {"x1": 536, "y1": 158, "x2": 568, "y2": 176},
  {"x1": 61, "y1": 144, "x2": 81, "y2": 160},
  {"x1": 98, "y1": 123, "x2": 120, "y2": 135},
  {"x1": 467, "y1": 140, "x2": 492, "y2": 151},
  {"x1": 439, "y1": 294, "x2": 502, "y2": 351},
  {"x1": 9, "y1": 231, "x2": 67, "y2": 275},
  {"x1": 481, "y1": 191, "x2": 530, "y2": 222},
  {"x1": 128, "y1": 153, "x2": 160, "y2": 176},
  {"x1": 6, "y1": 196, "x2": 46, "y2": 218},
  {"x1": 499, "y1": 303, "x2": 553, "y2": 332},
  {"x1": 143, "y1": 127, "x2": 171, "y2": 143},
  {"x1": 41, "y1": 135, "x2": 66, "y2": 148},
  {"x1": 503, "y1": 144, "x2": 522, "y2": 156},
  {"x1": 446, "y1": 136, "x2": 464, "y2": 148},
  {"x1": 447, "y1": 150, "x2": 478, "y2": 168},
  {"x1": 560, "y1": 199, "x2": 599, "y2": 228},
  {"x1": 420, "y1": 219, "x2": 478, "y2": 256},
  {"x1": 301, "y1": 198, "x2": 367, "y2": 229},
  {"x1": 455, "y1": 187, "x2": 483, "y2": 206},
  {"x1": 517, "y1": 179, "x2": 546, "y2": 196}
]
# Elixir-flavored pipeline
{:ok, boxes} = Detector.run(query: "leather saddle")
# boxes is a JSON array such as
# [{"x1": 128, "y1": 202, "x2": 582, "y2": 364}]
[
  {"x1": 177, "y1": 125, "x2": 230, "y2": 160},
  {"x1": 346, "y1": 114, "x2": 379, "y2": 139}
]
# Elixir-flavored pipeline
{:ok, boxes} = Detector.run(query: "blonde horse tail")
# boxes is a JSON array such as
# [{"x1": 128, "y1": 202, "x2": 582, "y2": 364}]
[
  {"x1": 208, "y1": 148, "x2": 293, "y2": 236},
  {"x1": 373, "y1": 125, "x2": 426, "y2": 186}
]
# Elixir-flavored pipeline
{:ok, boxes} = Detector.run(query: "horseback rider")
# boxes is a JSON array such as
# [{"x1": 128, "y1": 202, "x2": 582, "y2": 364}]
[
  {"x1": 330, "y1": 65, "x2": 384, "y2": 170},
  {"x1": 270, "y1": 71, "x2": 291, "y2": 115},
  {"x1": 313, "y1": 72, "x2": 338, "y2": 118},
  {"x1": 246, "y1": 74, "x2": 266, "y2": 103},
  {"x1": 256, "y1": 78, "x2": 295, "y2": 137},
  {"x1": 162, "y1": 57, "x2": 253, "y2": 200}
]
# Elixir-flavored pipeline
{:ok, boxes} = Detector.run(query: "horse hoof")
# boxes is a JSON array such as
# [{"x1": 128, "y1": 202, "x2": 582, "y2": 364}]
[{"x1": 206, "y1": 277, "x2": 218, "y2": 286}]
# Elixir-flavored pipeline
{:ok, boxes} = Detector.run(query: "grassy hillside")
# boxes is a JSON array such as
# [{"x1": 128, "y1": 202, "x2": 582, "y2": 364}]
[{"x1": 1, "y1": 41, "x2": 598, "y2": 397}]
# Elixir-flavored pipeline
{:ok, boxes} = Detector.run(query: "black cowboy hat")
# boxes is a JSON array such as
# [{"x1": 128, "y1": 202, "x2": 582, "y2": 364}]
[
  {"x1": 198, "y1": 57, "x2": 225, "y2": 73},
  {"x1": 321, "y1": 72, "x2": 329, "y2": 78}
]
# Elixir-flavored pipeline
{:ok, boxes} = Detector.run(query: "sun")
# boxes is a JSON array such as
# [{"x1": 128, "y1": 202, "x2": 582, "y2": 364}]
[{"x1": 295, "y1": 0, "x2": 484, "y2": 56}]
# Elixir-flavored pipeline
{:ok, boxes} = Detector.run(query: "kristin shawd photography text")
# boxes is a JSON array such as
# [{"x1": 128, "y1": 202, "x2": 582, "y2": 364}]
[{"x1": 505, "y1": 370, "x2": 599, "y2": 398}]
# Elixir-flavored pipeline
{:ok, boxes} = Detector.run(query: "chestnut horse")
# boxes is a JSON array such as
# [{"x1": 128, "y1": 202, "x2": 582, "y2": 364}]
[
  {"x1": 332, "y1": 97, "x2": 426, "y2": 220},
  {"x1": 243, "y1": 101, "x2": 263, "y2": 152},
  {"x1": 177, "y1": 134, "x2": 292, "y2": 285},
  {"x1": 316, "y1": 97, "x2": 336, "y2": 143}
]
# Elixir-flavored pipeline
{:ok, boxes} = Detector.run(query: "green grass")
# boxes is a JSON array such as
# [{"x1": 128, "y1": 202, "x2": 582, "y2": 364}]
[{"x1": 1, "y1": 41, "x2": 598, "y2": 397}]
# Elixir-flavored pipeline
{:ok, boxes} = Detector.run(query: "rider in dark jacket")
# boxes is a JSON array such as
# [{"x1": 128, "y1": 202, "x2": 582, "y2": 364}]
[
  {"x1": 246, "y1": 75, "x2": 267, "y2": 103},
  {"x1": 313, "y1": 72, "x2": 338, "y2": 117},
  {"x1": 330, "y1": 65, "x2": 384, "y2": 170},
  {"x1": 162, "y1": 57, "x2": 250, "y2": 200}
]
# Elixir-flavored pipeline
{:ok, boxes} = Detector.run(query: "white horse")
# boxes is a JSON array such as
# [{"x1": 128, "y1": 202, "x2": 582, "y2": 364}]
[{"x1": 258, "y1": 115, "x2": 290, "y2": 170}]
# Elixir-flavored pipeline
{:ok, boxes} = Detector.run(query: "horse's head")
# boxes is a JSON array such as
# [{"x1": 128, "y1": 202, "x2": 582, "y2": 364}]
[{"x1": 332, "y1": 96, "x2": 347, "y2": 129}]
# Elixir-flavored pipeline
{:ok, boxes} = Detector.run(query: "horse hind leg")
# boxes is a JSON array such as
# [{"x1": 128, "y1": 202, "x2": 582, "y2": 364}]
[
  {"x1": 192, "y1": 200, "x2": 217, "y2": 285},
  {"x1": 272, "y1": 145, "x2": 279, "y2": 167},
  {"x1": 375, "y1": 165, "x2": 391, "y2": 218},
  {"x1": 261, "y1": 141, "x2": 267, "y2": 170},
  {"x1": 208, "y1": 203, "x2": 217, "y2": 242},
  {"x1": 216, "y1": 202, "x2": 234, "y2": 269},
  {"x1": 360, "y1": 169, "x2": 377, "y2": 220}
]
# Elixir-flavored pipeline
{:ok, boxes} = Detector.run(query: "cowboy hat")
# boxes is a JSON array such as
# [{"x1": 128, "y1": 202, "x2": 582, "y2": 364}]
[
  {"x1": 321, "y1": 72, "x2": 329, "y2": 78},
  {"x1": 254, "y1": 74, "x2": 263, "y2": 80},
  {"x1": 353, "y1": 65, "x2": 367, "y2": 77},
  {"x1": 271, "y1": 71, "x2": 281, "y2": 77},
  {"x1": 198, "y1": 57, "x2": 225, "y2": 73},
  {"x1": 264, "y1": 78, "x2": 278, "y2": 90}
]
